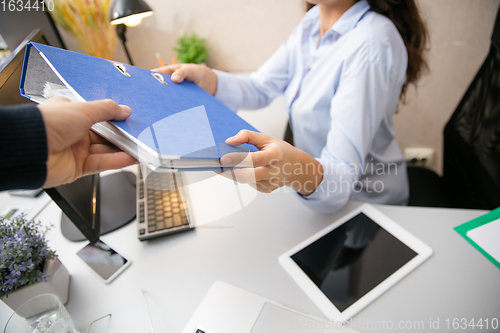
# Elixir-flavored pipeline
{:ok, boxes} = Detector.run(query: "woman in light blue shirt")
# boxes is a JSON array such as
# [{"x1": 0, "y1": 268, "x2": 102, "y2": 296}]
[{"x1": 156, "y1": 0, "x2": 428, "y2": 213}]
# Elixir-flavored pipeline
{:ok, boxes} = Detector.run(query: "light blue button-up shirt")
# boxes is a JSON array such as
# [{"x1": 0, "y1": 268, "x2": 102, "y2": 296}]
[{"x1": 214, "y1": 1, "x2": 409, "y2": 213}]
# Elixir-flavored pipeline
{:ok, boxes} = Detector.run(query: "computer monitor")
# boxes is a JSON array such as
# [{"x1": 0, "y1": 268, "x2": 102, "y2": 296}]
[
  {"x1": 45, "y1": 173, "x2": 135, "y2": 282},
  {"x1": 0, "y1": 29, "x2": 48, "y2": 105},
  {"x1": 45, "y1": 175, "x2": 101, "y2": 244},
  {"x1": 45, "y1": 171, "x2": 136, "y2": 243}
]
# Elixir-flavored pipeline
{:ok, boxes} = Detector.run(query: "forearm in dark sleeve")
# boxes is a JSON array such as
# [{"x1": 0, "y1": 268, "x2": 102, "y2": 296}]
[{"x1": 0, "y1": 104, "x2": 47, "y2": 190}]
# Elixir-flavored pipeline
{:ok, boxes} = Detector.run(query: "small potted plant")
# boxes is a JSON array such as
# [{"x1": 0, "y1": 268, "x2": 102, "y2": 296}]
[
  {"x1": 173, "y1": 33, "x2": 210, "y2": 64},
  {"x1": 0, "y1": 215, "x2": 70, "y2": 314}
]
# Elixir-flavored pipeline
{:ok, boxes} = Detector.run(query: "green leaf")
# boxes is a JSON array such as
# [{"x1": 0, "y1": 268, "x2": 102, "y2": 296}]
[{"x1": 173, "y1": 33, "x2": 210, "y2": 64}]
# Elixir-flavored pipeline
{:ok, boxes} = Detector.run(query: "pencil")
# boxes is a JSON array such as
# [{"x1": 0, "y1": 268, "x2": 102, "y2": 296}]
[{"x1": 155, "y1": 52, "x2": 165, "y2": 67}]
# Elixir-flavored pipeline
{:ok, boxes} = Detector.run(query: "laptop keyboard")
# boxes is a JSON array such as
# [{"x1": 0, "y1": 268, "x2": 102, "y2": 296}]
[{"x1": 137, "y1": 169, "x2": 192, "y2": 241}]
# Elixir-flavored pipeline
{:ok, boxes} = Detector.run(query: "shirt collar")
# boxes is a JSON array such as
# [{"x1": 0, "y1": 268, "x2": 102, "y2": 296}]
[
  {"x1": 303, "y1": 0, "x2": 370, "y2": 37},
  {"x1": 331, "y1": 0, "x2": 370, "y2": 36}
]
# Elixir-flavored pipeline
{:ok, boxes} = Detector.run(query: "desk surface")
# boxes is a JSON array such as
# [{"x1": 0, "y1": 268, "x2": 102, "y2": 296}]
[{"x1": 1, "y1": 173, "x2": 499, "y2": 333}]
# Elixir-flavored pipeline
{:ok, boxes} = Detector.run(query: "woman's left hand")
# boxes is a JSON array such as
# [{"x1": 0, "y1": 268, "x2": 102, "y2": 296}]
[{"x1": 219, "y1": 130, "x2": 323, "y2": 195}]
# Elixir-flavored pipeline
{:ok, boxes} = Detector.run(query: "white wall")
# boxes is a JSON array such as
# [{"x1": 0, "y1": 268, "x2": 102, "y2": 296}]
[
  {"x1": 124, "y1": 0, "x2": 305, "y2": 71},
  {"x1": 57, "y1": 0, "x2": 500, "y2": 173}
]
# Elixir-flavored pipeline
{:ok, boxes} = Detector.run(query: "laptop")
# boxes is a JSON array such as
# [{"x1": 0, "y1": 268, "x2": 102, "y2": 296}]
[{"x1": 182, "y1": 282, "x2": 362, "y2": 333}]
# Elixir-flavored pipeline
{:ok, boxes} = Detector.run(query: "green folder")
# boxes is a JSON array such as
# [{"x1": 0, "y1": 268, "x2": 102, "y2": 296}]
[{"x1": 455, "y1": 207, "x2": 500, "y2": 270}]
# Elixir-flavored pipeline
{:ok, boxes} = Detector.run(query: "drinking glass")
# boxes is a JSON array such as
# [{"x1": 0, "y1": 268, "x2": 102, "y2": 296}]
[{"x1": 4, "y1": 293, "x2": 79, "y2": 333}]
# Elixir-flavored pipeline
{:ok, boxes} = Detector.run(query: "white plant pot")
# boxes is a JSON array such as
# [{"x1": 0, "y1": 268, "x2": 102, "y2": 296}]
[{"x1": 2, "y1": 257, "x2": 71, "y2": 317}]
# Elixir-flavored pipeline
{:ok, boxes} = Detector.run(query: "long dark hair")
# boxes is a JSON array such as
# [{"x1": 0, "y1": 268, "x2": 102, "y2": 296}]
[{"x1": 306, "y1": 1, "x2": 429, "y2": 101}]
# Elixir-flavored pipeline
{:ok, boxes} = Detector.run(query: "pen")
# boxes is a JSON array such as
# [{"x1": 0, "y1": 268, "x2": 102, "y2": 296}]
[{"x1": 155, "y1": 52, "x2": 165, "y2": 67}]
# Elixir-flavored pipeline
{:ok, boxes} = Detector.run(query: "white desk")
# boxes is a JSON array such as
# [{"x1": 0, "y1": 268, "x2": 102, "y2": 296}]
[{"x1": 1, "y1": 175, "x2": 499, "y2": 332}]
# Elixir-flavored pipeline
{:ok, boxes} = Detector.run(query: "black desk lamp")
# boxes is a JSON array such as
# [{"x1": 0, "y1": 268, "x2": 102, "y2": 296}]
[{"x1": 109, "y1": 0, "x2": 154, "y2": 65}]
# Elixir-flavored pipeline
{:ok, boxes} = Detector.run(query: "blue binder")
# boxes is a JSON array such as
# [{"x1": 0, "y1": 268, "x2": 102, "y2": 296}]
[{"x1": 19, "y1": 42, "x2": 258, "y2": 171}]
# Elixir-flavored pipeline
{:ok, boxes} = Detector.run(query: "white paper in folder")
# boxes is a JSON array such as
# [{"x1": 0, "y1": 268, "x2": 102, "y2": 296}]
[{"x1": 466, "y1": 218, "x2": 500, "y2": 263}]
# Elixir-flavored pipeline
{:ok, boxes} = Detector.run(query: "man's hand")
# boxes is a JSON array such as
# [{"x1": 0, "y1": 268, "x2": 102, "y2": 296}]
[{"x1": 38, "y1": 97, "x2": 137, "y2": 188}]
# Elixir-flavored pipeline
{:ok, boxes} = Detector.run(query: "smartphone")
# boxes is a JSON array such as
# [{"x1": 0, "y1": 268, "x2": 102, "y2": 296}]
[{"x1": 76, "y1": 240, "x2": 131, "y2": 284}]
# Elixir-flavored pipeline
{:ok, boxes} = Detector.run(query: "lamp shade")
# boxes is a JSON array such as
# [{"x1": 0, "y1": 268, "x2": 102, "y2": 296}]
[{"x1": 110, "y1": 0, "x2": 154, "y2": 27}]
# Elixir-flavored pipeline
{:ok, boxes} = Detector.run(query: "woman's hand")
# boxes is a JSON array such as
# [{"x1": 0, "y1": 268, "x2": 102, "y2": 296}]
[
  {"x1": 152, "y1": 64, "x2": 218, "y2": 95},
  {"x1": 219, "y1": 130, "x2": 323, "y2": 195}
]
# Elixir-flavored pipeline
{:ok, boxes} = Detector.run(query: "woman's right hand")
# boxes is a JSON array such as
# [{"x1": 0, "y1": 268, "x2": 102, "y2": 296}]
[{"x1": 152, "y1": 64, "x2": 218, "y2": 96}]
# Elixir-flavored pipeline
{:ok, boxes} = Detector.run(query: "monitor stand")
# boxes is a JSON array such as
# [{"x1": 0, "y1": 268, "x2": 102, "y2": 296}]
[{"x1": 61, "y1": 171, "x2": 136, "y2": 242}]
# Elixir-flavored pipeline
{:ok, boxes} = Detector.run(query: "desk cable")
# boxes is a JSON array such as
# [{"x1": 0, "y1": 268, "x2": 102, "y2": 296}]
[
  {"x1": 142, "y1": 289, "x2": 155, "y2": 333},
  {"x1": 85, "y1": 313, "x2": 111, "y2": 333}
]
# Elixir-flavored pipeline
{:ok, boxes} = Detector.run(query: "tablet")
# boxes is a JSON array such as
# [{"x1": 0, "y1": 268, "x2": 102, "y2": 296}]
[{"x1": 279, "y1": 204, "x2": 433, "y2": 323}]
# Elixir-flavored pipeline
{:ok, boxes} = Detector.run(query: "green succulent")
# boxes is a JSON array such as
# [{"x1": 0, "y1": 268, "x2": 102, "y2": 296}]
[{"x1": 173, "y1": 33, "x2": 210, "y2": 64}]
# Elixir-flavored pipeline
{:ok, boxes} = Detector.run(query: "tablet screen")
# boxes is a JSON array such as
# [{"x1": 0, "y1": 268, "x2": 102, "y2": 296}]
[{"x1": 291, "y1": 212, "x2": 417, "y2": 312}]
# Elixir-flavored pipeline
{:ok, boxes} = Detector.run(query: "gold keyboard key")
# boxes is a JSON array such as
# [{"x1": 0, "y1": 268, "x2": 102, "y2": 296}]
[
  {"x1": 165, "y1": 217, "x2": 173, "y2": 228},
  {"x1": 173, "y1": 214, "x2": 182, "y2": 226}
]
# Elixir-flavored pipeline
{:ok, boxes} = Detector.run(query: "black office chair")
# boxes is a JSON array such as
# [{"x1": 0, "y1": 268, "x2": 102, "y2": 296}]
[{"x1": 407, "y1": 6, "x2": 500, "y2": 210}]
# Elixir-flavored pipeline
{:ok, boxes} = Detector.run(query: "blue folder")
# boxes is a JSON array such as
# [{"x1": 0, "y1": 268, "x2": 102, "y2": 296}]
[{"x1": 19, "y1": 42, "x2": 258, "y2": 171}]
